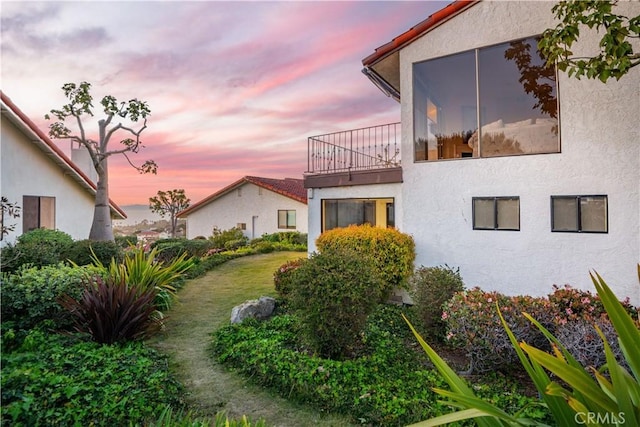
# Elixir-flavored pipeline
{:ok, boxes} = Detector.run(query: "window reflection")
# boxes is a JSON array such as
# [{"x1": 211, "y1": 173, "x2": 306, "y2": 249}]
[{"x1": 413, "y1": 36, "x2": 559, "y2": 161}]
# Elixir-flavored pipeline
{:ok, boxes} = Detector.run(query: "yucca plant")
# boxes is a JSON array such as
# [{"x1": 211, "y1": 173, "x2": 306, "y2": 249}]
[
  {"x1": 58, "y1": 276, "x2": 163, "y2": 344},
  {"x1": 92, "y1": 247, "x2": 193, "y2": 312},
  {"x1": 149, "y1": 405, "x2": 268, "y2": 427},
  {"x1": 405, "y1": 270, "x2": 640, "y2": 427}
]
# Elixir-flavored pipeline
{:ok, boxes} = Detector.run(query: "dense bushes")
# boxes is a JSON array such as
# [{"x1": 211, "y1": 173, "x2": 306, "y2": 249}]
[
  {"x1": 289, "y1": 249, "x2": 383, "y2": 359},
  {"x1": 152, "y1": 239, "x2": 214, "y2": 263},
  {"x1": 0, "y1": 229, "x2": 74, "y2": 272},
  {"x1": 1, "y1": 330, "x2": 184, "y2": 426},
  {"x1": 210, "y1": 227, "x2": 248, "y2": 249},
  {"x1": 1, "y1": 263, "x2": 104, "y2": 333},
  {"x1": 63, "y1": 239, "x2": 124, "y2": 266},
  {"x1": 212, "y1": 305, "x2": 548, "y2": 426},
  {"x1": 316, "y1": 224, "x2": 415, "y2": 300},
  {"x1": 443, "y1": 285, "x2": 637, "y2": 373},
  {"x1": 273, "y1": 258, "x2": 306, "y2": 300},
  {"x1": 409, "y1": 265, "x2": 465, "y2": 340}
]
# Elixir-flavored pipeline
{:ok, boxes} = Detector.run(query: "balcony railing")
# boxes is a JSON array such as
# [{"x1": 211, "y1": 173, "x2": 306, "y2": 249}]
[{"x1": 306, "y1": 122, "x2": 401, "y2": 174}]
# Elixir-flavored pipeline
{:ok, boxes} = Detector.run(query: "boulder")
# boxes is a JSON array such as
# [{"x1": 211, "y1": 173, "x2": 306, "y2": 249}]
[{"x1": 230, "y1": 296, "x2": 276, "y2": 324}]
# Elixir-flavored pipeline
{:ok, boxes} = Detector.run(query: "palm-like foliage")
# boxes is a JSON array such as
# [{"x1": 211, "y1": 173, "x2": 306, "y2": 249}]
[
  {"x1": 58, "y1": 276, "x2": 162, "y2": 344},
  {"x1": 93, "y1": 247, "x2": 193, "y2": 311},
  {"x1": 405, "y1": 270, "x2": 640, "y2": 427}
]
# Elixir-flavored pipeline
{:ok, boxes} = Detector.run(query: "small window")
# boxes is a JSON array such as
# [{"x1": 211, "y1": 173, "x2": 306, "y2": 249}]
[
  {"x1": 551, "y1": 195, "x2": 607, "y2": 233},
  {"x1": 278, "y1": 210, "x2": 296, "y2": 229},
  {"x1": 473, "y1": 197, "x2": 520, "y2": 230},
  {"x1": 23, "y1": 195, "x2": 55, "y2": 232},
  {"x1": 236, "y1": 222, "x2": 246, "y2": 230}
]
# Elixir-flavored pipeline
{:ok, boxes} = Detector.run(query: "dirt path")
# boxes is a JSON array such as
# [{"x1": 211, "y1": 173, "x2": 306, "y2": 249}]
[{"x1": 149, "y1": 252, "x2": 354, "y2": 427}]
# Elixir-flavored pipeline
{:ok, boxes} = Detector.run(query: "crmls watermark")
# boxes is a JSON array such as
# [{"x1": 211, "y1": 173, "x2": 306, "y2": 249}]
[{"x1": 575, "y1": 412, "x2": 626, "y2": 425}]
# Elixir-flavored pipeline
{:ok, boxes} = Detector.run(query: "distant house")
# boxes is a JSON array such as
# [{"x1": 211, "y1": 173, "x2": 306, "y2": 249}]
[
  {"x1": 178, "y1": 176, "x2": 308, "y2": 239},
  {"x1": 1, "y1": 92, "x2": 126, "y2": 244},
  {"x1": 304, "y1": 1, "x2": 639, "y2": 304}
]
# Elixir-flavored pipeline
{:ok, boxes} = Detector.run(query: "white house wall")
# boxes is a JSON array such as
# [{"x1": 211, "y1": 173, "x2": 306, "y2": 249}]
[
  {"x1": 307, "y1": 183, "x2": 401, "y2": 253},
  {"x1": 399, "y1": 1, "x2": 639, "y2": 303},
  {"x1": 185, "y1": 182, "x2": 308, "y2": 239},
  {"x1": 1, "y1": 119, "x2": 97, "y2": 243}
]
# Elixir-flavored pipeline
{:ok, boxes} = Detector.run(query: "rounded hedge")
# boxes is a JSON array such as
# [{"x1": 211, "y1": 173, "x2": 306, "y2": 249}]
[{"x1": 315, "y1": 224, "x2": 415, "y2": 299}]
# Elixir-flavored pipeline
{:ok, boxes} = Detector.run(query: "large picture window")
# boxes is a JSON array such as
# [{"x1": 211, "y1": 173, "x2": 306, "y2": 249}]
[
  {"x1": 23, "y1": 195, "x2": 55, "y2": 232},
  {"x1": 414, "y1": 36, "x2": 559, "y2": 161},
  {"x1": 473, "y1": 197, "x2": 520, "y2": 230},
  {"x1": 551, "y1": 195, "x2": 607, "y2": 233},
  {"x1": 322, "y1": 198, "x2": 394, "y2": 232}
]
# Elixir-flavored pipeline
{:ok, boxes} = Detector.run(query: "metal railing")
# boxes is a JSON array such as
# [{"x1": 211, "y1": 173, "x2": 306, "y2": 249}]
[{"x1": 306, "y1": 122, "x2": 401, "y2": 174}]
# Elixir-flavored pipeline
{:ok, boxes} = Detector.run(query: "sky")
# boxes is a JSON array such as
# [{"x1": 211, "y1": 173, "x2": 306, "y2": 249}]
[{"x1": 1, "y1": 1, "x2": 447, "y2": 206}]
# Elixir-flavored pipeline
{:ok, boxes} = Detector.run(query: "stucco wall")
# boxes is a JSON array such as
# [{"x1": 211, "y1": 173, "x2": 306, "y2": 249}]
[
  {"x1": 399, "y1": 1, "x2": 640, "y2": 303},
  {"x1": 306, "y1": 183, "x2": 401, "y2": 252},
  {"x1": 185, "y1": 182, "x2": 308, "y2": 239},
  {"x1": 1, "y1": 119, "x2": 97, "y2": 243}
]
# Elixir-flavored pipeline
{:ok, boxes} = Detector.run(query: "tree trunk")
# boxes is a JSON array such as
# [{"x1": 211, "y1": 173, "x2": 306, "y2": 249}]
[{"x1": 89, "y1": 158, "x2": 114, "y2": 241}]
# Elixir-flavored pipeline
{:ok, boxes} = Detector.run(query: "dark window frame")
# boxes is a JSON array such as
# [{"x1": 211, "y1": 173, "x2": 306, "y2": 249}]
[
  {"x1": 551, "y1": 195, "x2": 608, "y2": 233},
  {"x1": 472, "y1": 196, "x2": 520, "y2": 231}
]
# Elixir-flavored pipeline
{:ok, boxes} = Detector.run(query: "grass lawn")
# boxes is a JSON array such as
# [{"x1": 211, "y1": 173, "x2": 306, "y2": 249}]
[{"x1": 148, "y1": 252, "x2": 356, "y2": 426}]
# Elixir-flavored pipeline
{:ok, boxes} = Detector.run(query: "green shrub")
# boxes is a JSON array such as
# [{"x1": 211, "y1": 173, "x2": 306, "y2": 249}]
[
  {"x1": 152, "y1": 239, "x2": 214, "y2": 264},
  {"x1": 273, "y1": 258, "x2": 307, "y2": 300},
  {"x1": 63, "y1": 239, "x2": 124, "y2": 266},
  {"x1": 1, "y1": 330, "x2": 183, "y2": 425},
  {"x1": 115, "y1": 234, "x2": 138, "y2": 248},
  {"x1": 58, "y1": 276, "x2": 163, "y2": 344},
  {"x1": 257, "y1": 231, "x2": 307, "y2": 246},
  {"x1": 212, "y1": 305, "x2": 546, "y2": 426},
  {"x1": 289, "y1": 249, "x2": 384, "y2": 359},
  {"x1": 409, "y1": 265, "x2": 465, "y2": 340},
  {"x1": 0, "y1": 228, "x2": 74, "y2": 272},
  {"x1": 224, "y1": 238, "x2": 249, "y2": 251},
  {"x1": 210, "y1": 227, "x2": 247, "y2": 249},
  {"x1": 315, "y1": 224, "x2": 415, "y2": 300},
  {"x1": 0, "y1": 263, "x2": 104, "y2": 332}
]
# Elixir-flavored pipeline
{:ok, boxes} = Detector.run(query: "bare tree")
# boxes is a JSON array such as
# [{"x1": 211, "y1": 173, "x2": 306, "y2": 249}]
[{"x1": 46, "y1": 82, "x2": 157, "y2": 241}]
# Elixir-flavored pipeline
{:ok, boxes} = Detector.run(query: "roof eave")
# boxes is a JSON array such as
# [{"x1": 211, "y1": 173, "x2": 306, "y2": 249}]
[{"x1": 0, "y1": 92, "x2": 126, "y2": 220}]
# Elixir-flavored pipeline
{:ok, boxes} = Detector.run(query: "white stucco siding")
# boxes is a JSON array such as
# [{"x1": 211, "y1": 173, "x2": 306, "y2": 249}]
[
  {"x1": 307, "y1": 183, "x2": 401, "y2": 253},
  {"x1": 1, "y1": 119, "x2": 96, "y2": 243},
  {"x1": 185, "y1": 182, "x2": 308, "y2": 239},
  {"x1": 399, "y1": 1, "x2": 640, "y2": 303}
]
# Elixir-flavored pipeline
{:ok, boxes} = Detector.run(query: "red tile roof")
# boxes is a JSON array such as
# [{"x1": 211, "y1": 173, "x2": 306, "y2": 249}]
[
  {"x1": 178, "y1": 176, "x2": 307, "y2": 217},
  {"x1": 362, "y1": 1, "x2": 479, "y2": 67},
  {"x1": 0, "y1": 91, "x2": 126, "y2": 219}
]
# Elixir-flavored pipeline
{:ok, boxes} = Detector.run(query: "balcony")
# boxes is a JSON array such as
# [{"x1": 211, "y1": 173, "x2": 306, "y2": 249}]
[{"x1": 304, "y1": 122, "x2": 403, "y2": 188}]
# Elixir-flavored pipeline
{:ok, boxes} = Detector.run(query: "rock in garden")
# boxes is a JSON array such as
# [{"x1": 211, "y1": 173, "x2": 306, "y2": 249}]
[{"x1": 230, "y1": 296, "x2": 276, "y2": 324}]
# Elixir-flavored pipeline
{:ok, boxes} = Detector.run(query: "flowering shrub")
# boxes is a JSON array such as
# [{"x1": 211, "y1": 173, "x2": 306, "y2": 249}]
[
  {"x1": 273, "y1": 258, "x2": 306, "y2": 300},
  {"x1": 443, "y1": 288, "x2": 553, "y2": 373},
  {"x1": 443, "y1": 284, "x2": 638, "y2": 373}
]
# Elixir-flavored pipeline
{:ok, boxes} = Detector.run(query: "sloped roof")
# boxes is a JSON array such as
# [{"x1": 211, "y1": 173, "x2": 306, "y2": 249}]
[
  {"x1": 0, "y1": 91, "x2": 126, "y2": 219},
  {"x1": 361, "y1": 1, "x2": 479, "y2": 99},
  {"x1": 178, "y1": 176, "x2": 307, "y2": 218}
]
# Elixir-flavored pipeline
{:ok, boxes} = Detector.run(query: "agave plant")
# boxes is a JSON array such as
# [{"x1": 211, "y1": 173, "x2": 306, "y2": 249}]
[{"x1": 405, "y1": 270, "x2": 640, "y2": 427}]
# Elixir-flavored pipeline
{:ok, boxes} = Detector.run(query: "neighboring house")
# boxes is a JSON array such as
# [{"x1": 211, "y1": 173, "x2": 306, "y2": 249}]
[
  {"x1": 304, "y1": 1, "x2": 640, "y2": 304},
  {"x1": 1, "y1": 92, "x2": 126, "y2": 244},
  {"x1": 178, "y1": 176, "x2": 308, "y2": 239}
]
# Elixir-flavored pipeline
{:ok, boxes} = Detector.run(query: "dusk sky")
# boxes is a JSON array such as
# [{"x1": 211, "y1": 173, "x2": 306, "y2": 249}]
[{"x1": 1, "y1": 1, "x2": 447, "y2": 206}]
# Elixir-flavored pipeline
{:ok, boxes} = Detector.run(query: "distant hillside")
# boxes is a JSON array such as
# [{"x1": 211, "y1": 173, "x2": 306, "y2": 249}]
[{"x1": 114, "y1": 204, "x2": 163, "y2": 226}]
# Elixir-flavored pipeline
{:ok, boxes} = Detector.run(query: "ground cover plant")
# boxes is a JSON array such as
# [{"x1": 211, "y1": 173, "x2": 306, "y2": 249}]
[
  {"x1": 1, "y1": 329, "x2": 184, "y2": 426},
  {"x1": 212, "y1": 304, "x2": 549, "y2": 426}
]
